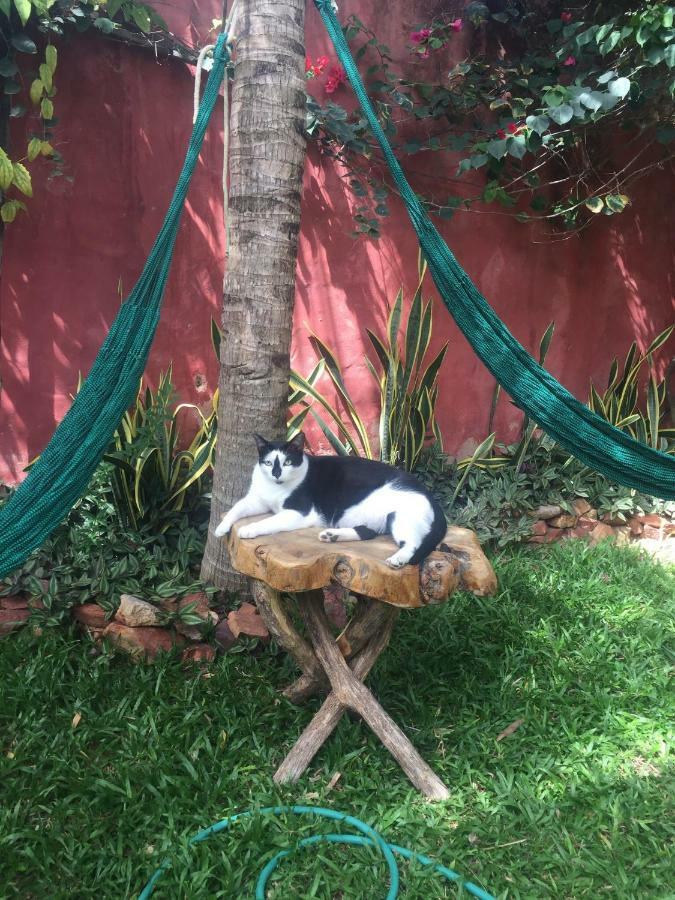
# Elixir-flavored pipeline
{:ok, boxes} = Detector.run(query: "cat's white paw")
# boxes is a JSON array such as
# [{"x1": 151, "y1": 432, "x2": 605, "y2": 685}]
[
  {"x1": 214, "y1": 519, "x2": 231, "y2": 538},
  {"x1": 319, "y1": 529, "x2": 340, "y2": 543},
  {"x1": 238, "y1": 524, "x2": 259, "y2": 540},
  {"x1": 385, "y1": 551, "x2": 410, "y2": 569}
]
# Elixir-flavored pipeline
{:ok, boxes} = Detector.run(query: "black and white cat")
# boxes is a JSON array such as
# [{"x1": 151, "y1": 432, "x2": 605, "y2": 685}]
[{"x1": 214, "y1": 433, "x2": 447, "y2": 568}]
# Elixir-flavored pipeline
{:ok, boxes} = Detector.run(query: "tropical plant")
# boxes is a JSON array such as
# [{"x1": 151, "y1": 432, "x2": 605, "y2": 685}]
[
  {"x1": 289, "y1": 257, "x2": 448, "y2": 471},
  {"x1": 103, "y1": 368, "x2": 217, "y2": 531}
]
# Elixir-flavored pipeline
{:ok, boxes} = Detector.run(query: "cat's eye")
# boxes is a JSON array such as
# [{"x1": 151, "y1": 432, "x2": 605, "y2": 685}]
[
  {"x1": 263, "y1": 461, "x2": 272, "y2": 466},
  {"x1": 283, "y1": 460, "x2": 293, "y2": 466}
]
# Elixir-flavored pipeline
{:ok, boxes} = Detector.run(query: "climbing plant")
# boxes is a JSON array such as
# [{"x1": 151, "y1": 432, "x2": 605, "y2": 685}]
[
  {"x1": 0, "y1": 0, "x2": 173, "y2": 224},
  {"x1": 305, "y1": 2, "x2": 675, "y2": 238}
]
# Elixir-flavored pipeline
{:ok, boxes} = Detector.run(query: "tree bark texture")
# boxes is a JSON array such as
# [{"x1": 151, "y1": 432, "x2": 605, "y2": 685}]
[{"x1": 201, "y1": 0, "x2": 307, "y2": 591}]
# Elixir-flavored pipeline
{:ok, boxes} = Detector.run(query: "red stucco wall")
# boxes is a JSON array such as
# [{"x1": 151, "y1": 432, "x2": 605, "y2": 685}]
[{"x1": 1, "y1": 1, "x2": 674, "y2": 483}]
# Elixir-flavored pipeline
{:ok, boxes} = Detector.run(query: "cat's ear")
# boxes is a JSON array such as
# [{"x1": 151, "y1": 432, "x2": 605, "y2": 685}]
[
  {"x1": 253, "y1": 434, "x2": 269, "y2": 453},
  {"x1": 285, "y1": 432, "x2": 305, "y2": 453}
]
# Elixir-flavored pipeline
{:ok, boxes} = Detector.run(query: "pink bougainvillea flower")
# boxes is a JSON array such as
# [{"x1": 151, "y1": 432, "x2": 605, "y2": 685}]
[
  {"x1": 563, "y1": 55, "x2": 576, "y2": 66},
  {"x1": 449, "y1": 18, "x2": 463, "y2": 32},
  {"x1": 410, "y1": 27, "x2": 432, "y2": 44},
  {"x1": 561, "y1": 11, "x2": 572, "y2": 24},
  {"x1": 324, "y1": 66, "x2": 347, "y2": 95},
  {"x1": 305, "y1": 55, "x2": 314, "y2": 76},
  {"x1": 496, "y1": 128, "x2": 506, "y2": 139},
  {"x1": 419, "y1": 47, "x2": 431, "y2": 59}
]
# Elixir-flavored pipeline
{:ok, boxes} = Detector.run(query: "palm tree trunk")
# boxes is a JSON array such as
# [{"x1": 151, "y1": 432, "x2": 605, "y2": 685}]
[{"x1": 201, "y1": 0, "x2": 307, "y2": 591}]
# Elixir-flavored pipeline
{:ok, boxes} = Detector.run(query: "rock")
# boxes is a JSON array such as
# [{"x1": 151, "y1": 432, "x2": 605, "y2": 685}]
[
  {"x1": 0, "y1": 595, "x2": 29, "y2": 610},
  {"x1": 578, "y1": 516, "x2": 600, "y2": 531},
  {"x1": 214, "y1": 619, "x2": 237, "y2": 651},
  {"x1": 613, "y1": 527, "x2": 631, "y2": 546},
  {"x1": 569, "y1": 526, "x2": 591, "y2": 540},
  {"x1": 588, "y1": 523, "x2": 616, "y2": 546},
  {"x1": 548, "y1": 513, "x2": 577, "y2": 529},
  {"x1": 531, "y1": 520, "x2": 548, "y2": 537},
  {"x1": 227, "y1": 603, "x2": 270, "y2": 640},
  {"x1": 531, "y1": 505, "x2": 562, "y2": 520},
  {"x1": 102, "y1": 623, "x2": 184, "y2": 660},
  {"x1": 72, "y1": 603, "x2": 107, "y2": 628},
  {"x1": 115, "y1": 594, "x2": 162, "y2": 628},
  {"x1": 175, "y1": 592, "x2": 219, "y2": 640},
  {"x1": 586, "y1": 508, "x2": 599, "y2": 521},
  {"x1": 181, "y1": 643, "x2": 216, "y2": 665},
  {"x1": 628, "y1": 517, "x2": 644, "y2": 537},
  {"x1": 643, "y1": 524, "x2": 664, "y2": 541},
  {"x1": 0, "y1": 607, "x2": 30, "y2": 635},
  {"x1": 573, "y1": 499, "x2": 592, "y2": 516},
  {"x1": 640, "y1": 514, "x2": 663, "y2": 527},
  {"x1": 637, "y1": 537, "x2": 675, "y2": 566}
]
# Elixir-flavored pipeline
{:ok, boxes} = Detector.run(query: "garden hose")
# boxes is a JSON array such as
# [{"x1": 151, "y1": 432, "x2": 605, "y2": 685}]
[{"x1": 138, "y1": 804, "x2": 495, "y2": 899}]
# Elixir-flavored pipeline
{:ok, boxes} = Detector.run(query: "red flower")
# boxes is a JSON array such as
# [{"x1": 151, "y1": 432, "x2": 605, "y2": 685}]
[
  {"x1": 324, "y1": 66, "x2": 346, "y2": 95},
  {"x1": 563, "y1": 55, "x2": 576, "y2": 66},
  {"x1": 315, "y1": 55, "x2": 329, "y2": 74},
  {"x1": 410, "y1": 27, "x2": 432, "y2": 44},
  {"x1": 449, "y1": 18, "x2": 463, "y2": 32},
  {"x1": 561, "y1": 11, "x2": 572, "y2": 24},
  {"x1": 305, "y1": 55, "x2": 313, "y2": 73},
  {"x1": 496, "y1": 129, "x2": 506, "y2": 139},
  {"x1": 507, "y1": 122, "x2": 519, "y2": 134}
]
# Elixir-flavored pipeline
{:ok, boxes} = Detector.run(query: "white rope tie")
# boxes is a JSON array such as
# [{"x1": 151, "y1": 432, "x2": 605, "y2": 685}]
[{"x1": 193, "y1": 0, "x2": 241, "y2": 259}]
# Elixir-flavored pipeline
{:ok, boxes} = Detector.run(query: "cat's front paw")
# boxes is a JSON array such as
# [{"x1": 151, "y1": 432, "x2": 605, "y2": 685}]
[
  {"x1": 385, "y1": 551, "x2": 410, "y2": 569},
  {"x1": 319, "y1": 529, "x2": 339, "y2": 543},
  {"x1": 214, "y1": 518, "x2": 232, "y2": 538},
  {"x1": 238, "y1": 524, "x2": 260, "y2": 540}
]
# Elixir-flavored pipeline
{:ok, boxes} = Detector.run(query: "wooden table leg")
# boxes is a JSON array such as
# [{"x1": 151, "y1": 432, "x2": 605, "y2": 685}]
[
  {"x1": 275, "y1": 592, "x2": 450, "y2": 802},
  {"x1": 282, "y1": 595, "x2": 394, "y2": 705}
]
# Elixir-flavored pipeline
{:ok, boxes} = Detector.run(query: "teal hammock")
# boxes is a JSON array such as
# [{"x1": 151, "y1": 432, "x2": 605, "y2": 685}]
[
  {"x1": 313, "y1": 0, "x2": 675, "y2": 498},
  {"x1": 0, "y1": 36, "x2": 229, "y2": 580},
  {"x1": 1, "y1": 8, "x2": 674, "y2": 581}
]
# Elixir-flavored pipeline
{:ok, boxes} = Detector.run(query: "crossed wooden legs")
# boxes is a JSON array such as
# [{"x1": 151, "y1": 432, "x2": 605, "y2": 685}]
[{"x1": 250, "y1": 580, "x2": 449, "y2": 801}]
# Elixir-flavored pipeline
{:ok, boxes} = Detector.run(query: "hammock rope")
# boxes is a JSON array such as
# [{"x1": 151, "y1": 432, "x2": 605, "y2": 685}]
[{"x1": 313, "y1": 0, "x2": 675, "y2": 500}]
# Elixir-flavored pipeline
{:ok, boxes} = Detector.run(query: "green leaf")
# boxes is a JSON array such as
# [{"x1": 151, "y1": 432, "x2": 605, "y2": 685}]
[
  {"x1": 40, "y1": 97, "x2": 54, "y2": 119},
  {"x1": 605, "y1": 194, "x2": 630, "y2": 213},
  {"x1": 3, "y1": 80, "x2": 20, "y2": 95},
  {"x1": 29, "y1": 79, "x2": 43, "y2": 104},
  {"x1": 585, "y1": 197, "x2": 604, "y2": 213},
  {"x1": 647, "y1": 371, "x2": 661, "y2": 449},
  {"x1": 39, "y1": 63, "x2": 52, "y2": 91},
  {"x1": 665, "y1": 44, "x2": 675, "y2": 68},
  {"x1": 13, "y1": 0, "x2": 32, "y2": 26},
  {"x1": 525, "y1": 114, "x2": 549, "y2": 135},
  {"x1": 0, "y1": 0, "x2": 10, "y2": 16},
  {"x1": 0, "y1": 148, "x2": 13, "y2": 190},
  {"x1": 45, "y1": 44, "x2": 57, "y2": 72},
  {"x1": 608, "y1": 77, "x2": 630, "y2": 98},
  {"x1": 12, "y1": 161, "x2": 32, "y2": 197},
  {"x1": 538, "y1": 321, "x2": 555, "y2": 365},
  {"x1": 130, "y1": 6, "x2": 151, "y2": 32},
  {"x1": 548, "y1": 104, "x2": 573, "y2": 125},
  {"x1": 27, "y1": 137, "x2": 42, "y2": 161},
  {"x1": 1, "y1": 199, "x2": 19, "y2": 223},
  {"x1": 11, "y1": 33, "x2": 37, "y2": 53},
  {"x1": 507, "y1": 135, "x2": 527, "y2": 159},
  {"x1": 486, "y1": 138, "x2": 508, "y2": 159},
  {"x1": 94, "y1": 17, "x2": 116, "y2": 33}
]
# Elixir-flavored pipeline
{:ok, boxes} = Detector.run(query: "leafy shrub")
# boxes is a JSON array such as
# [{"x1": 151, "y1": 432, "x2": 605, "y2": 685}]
[
  {"x1": 0, "y1": 464, "x2": 214, "y2": 625},
  {"x1": 104, "y1": 368, "x2": 217, "y2": 532},
  {"x1": 289, "y1": 258, "x2": 448, "y2": 470}
]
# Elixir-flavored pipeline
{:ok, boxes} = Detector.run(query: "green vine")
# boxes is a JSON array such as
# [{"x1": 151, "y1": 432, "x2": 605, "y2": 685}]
[
  {"x1": 305, "y1": 2, "x2": 675, "y2": 239},
  {"x1": 0, "y1": 0, "x2": 171, "y2": 225}
]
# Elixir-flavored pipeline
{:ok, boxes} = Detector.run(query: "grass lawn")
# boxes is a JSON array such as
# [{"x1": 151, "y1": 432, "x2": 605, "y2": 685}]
[{"x1": 1, "y1": 540, "x2": 673, "y2": 899}]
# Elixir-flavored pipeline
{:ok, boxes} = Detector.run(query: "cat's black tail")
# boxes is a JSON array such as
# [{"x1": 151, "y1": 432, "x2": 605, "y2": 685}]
[{"x1": 409, "y1": 499, "x2": 448, "y2": 566}]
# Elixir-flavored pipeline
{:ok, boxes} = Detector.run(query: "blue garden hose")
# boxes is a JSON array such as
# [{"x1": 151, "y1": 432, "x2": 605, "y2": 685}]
[{"x1": 139, "y1": 805, "x2": 495, "y2": 899}]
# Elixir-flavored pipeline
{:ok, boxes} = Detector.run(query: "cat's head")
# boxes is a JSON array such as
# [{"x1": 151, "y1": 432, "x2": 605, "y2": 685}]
[{"x1": 253, "y1": 432, "x2": 306, "y2": 485}]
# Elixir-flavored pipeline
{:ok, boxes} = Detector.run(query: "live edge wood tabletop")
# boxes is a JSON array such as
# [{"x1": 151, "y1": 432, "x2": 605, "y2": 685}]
[{"x1": 227, "y1": 516, "x2": 497, "y2": 801}]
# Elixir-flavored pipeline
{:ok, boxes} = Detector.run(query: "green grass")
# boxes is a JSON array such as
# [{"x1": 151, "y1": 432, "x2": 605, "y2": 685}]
[{"x1": 1, "y1": 541, "x2": 673, "y2": 899}]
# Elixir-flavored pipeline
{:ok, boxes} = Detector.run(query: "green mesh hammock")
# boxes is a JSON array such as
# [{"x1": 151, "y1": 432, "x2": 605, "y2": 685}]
[
  {"x1": 0, "y1": 35, "x2": 229, "y2": 580},
  {"x1": 313, "y1": 0, "x2": 674, "y2": 497}
]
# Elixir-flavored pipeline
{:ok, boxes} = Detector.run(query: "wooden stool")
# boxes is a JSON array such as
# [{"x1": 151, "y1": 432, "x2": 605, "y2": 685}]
[{"x1": 228, "y1": 518, "x2": 497, "y2": 801}]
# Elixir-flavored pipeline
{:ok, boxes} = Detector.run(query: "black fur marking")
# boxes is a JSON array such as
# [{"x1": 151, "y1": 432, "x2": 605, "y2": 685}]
[
  {"x1": 271, "y1": 457, "x2": 282, "y2": 479},
  {"x1": 354, "y1": 526, "x2": 377, "y2": 541},
  {"x1": 328, "y1": 532, "x2": 339, "y2": 542}
]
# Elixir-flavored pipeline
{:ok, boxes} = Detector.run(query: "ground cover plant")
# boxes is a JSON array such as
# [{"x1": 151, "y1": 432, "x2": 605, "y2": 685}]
[{"x1": 1, "y1": 540, "x2": 673, "y2": 898}]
